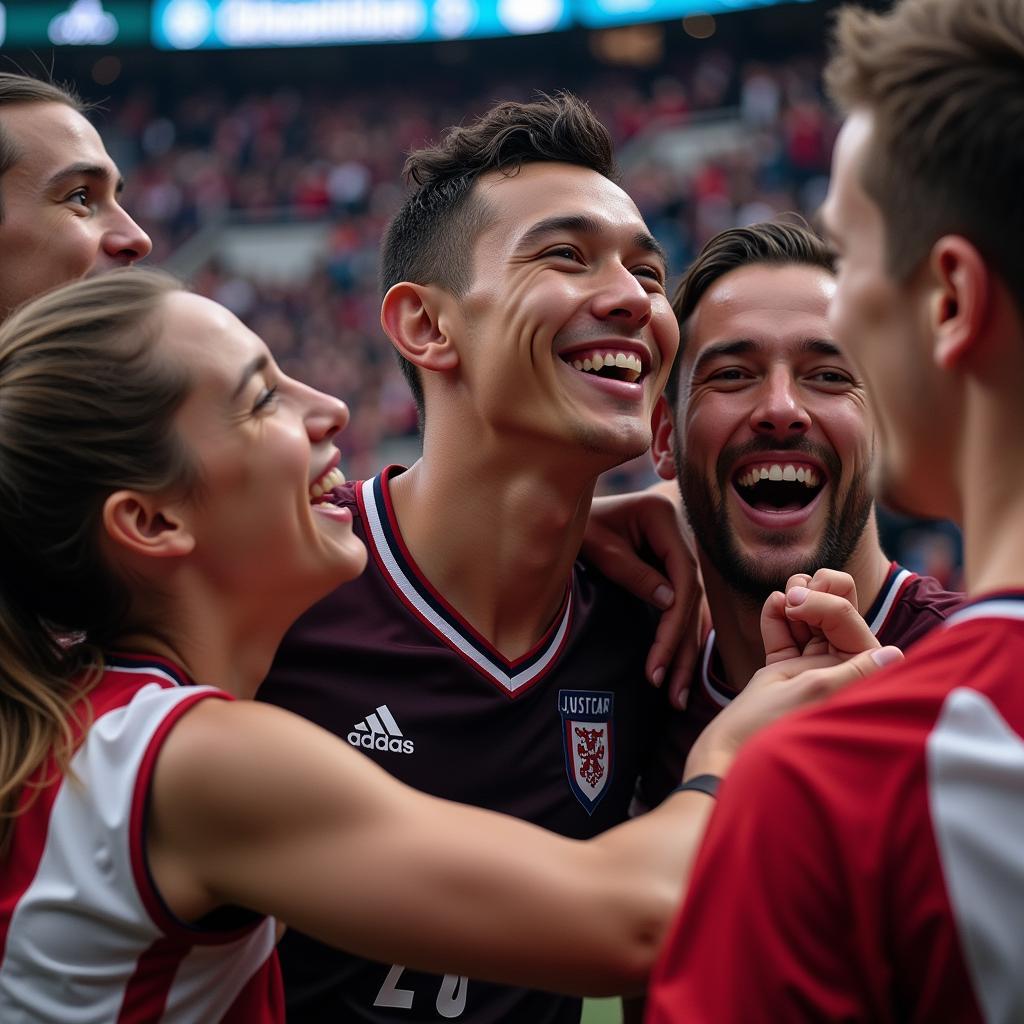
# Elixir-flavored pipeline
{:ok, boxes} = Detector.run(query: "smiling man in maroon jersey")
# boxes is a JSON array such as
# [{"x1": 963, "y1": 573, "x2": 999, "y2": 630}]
[
  {"x1": 259, "y1": 93, "x2": 692, "y2": 1024},
  {"x1": 650, "y1": 221, "x2": 961, "y2": 760}
]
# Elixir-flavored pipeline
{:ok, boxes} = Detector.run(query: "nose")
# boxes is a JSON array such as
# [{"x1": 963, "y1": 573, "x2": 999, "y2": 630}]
[
  {"x1": 591, "y1": 263, "x2": 652, "y2": 329},
  {"x1": 307, "y1": 389, "x2": 350, "y2": 443},
  {"x1": 101, "y1": 204, "x2": 153, "y2": 264},
  {"x1": 749, "y1": 367, "x2": 810, "y2": 439}
]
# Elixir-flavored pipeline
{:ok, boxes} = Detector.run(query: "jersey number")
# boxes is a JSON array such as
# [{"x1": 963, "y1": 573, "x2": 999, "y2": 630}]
[{"x1": 374, "y1": 964, "x2": 468, "y2": 1019}]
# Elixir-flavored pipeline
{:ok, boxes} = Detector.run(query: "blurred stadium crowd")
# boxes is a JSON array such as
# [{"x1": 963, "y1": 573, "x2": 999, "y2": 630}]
[
  {"x1": 105, "y1": 51, "x2": 829, "y2": 459},
  {"x1": 85, "y1": 32, "x2": 958, "y2": 587}
]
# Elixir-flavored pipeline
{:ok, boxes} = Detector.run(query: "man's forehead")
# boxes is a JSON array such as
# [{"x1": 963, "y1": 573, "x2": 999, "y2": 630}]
[
  {"x1": 697, "y1": 264, "x2": 835, "y2": 323},
  {"x1": 687, "y1": 265, "x2": 840, "y2": 360},
  {"x1": 479, "y1": 162, "x2": 647, "y2": 237},
  {"x1": 821, "y1": 111, "x2": 875, "y2": 237},
  {"x1": 2, "y1": 102, "x2": 113, "y2": 177}
]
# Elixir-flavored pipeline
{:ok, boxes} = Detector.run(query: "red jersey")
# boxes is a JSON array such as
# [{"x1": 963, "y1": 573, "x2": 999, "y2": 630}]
[
  {"x1": 0, "y1": 655, "x2": 283, "y2": 1023},
  {"x1": 647, "y1": 592, "x2": 1024, "y2": 1023}
]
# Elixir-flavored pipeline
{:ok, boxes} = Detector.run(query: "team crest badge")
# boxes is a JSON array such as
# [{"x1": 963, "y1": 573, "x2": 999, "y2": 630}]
[{"x1": 558, "y1": 689, "x2": 614, "y2": 814}]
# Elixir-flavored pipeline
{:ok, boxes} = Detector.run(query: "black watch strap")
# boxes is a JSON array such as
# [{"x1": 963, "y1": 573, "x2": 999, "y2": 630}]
[{"x1": 672, "y1": 773, "x2": 721, "y2": 799}]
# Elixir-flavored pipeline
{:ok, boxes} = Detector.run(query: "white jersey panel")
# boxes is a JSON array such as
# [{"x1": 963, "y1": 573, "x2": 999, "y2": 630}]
[
  {"x1": 0, "y1": 680, "x2": 269, "y2": 1023},
  {"x1": 927, "y1": 686, "x2": 1024, "y2": 1024}
]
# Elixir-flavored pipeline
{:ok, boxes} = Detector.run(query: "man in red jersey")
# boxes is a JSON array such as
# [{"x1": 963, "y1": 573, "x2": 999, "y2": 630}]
[
  {"x1": 647, "y1": 0, "x2": 1024, "y2": 1020},
  {"x1": 648, "y1": 220, "x2": 961, "y2": 769}
]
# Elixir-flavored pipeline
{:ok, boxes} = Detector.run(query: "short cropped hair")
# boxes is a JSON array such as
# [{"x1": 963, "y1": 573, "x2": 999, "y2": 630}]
[
  {"x1": 0, "y1": 73, "x2": 86, "y2": 220},
  {"x1": 380, "y1": 92, "x2": 617, "y2": 423},
  {"x1": 665, "y1": 220, "x2": 835, "y2": 408},
  {"x1": 825, "y1": 0, "x2": 1024, "y2": 308}
]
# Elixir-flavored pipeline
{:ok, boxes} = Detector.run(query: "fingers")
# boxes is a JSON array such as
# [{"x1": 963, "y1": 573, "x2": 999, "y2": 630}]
[
  {"x1": 761, "y1": 591, "x2": 804, "y2": 666},
  {"x1": 663, "y1": 590, "x2": 705, "y2": 710},
  {"x1": 786, "y1": 645, "x2": 904, "y2": 704},
  {"x1": 784, "y1": 588, "x2": 879, "y2": 658},
  {"x1": 801, "y1": 568, "x2": 859, "y2": 606}
]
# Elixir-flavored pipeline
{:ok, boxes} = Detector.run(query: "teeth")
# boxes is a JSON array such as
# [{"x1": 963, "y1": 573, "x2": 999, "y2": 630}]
[
  {"x1": 567, "y1": 350, "x2": 643, "y2": 381},
  {"x1": 310, "y1": 466, "x2": 345, "y2": 499},
  {"x1": 737, "y1": 464, "x2": 822, "y2": 489}
]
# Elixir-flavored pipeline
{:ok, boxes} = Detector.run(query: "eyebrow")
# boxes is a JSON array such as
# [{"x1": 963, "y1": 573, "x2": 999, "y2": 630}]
[
  {"x1": 232, "y1": 354, "x2": 269, "y2": 400},
  {"x1": 43, "y1": 162, "x2": 125, "y2": 195},
  {"x1": 692, "y1": 337, "x2": 845, "y2": 376},
  {"x1": 514, "y1": 213, "x2": 668, "y2": 267}
]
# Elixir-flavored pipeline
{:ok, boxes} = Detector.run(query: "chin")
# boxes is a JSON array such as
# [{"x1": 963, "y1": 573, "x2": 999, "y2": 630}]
[{"x1": 337, "y1": 540, "x2": 369, "y2": 583}]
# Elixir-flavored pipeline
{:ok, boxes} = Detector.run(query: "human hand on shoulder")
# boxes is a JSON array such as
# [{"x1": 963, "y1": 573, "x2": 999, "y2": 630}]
[{"x1": 583, "y1": 487, "x2": 705, "y2": 708}]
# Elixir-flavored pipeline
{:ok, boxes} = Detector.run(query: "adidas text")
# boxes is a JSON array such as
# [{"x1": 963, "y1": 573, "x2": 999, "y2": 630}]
[{"x1": 348, "y1": 731, "x2": 414, "y2": 755}]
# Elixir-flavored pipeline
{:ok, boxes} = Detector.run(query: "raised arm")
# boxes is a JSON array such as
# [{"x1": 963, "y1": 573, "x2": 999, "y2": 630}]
[{"x1": 147, "y1": 698, "x2": 711, "y2": 997}]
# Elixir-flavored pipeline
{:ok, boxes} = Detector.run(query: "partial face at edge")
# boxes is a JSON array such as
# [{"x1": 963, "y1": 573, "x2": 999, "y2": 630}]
[
  {"x1": 821, "y1": 110, "x2": 952, "y2": 520},
  {"x1": 0, "y1": 102, "x2": 152, "y2": 319},
  {"x1": 670, "y1": 263, "x2": 874, "y2": 602}
]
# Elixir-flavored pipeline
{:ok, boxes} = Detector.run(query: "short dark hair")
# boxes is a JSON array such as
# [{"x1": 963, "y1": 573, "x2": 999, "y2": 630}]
[
  {"x1": 380, "y1": 92, "x2": 617, "y2": 424},
  {"x1": 825, "y1": 0, "x2": 1024, "y2": 311},
  {"x1": 0, "y1": 73, "x2": 86, "y2": 221},
  {"x1": 665, "y1": 220, "x2": 835, "y2": 408}
]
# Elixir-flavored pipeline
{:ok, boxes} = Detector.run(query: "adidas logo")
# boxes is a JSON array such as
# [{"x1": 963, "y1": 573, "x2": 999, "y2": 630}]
[{"x1": 347, "y1": 704, "x2": 414, "y2": 755}]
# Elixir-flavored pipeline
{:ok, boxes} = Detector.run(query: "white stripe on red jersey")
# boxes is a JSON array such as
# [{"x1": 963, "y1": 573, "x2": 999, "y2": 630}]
[{"x1": 0, "y1": 659, "x2": 283, "y2": 1023}]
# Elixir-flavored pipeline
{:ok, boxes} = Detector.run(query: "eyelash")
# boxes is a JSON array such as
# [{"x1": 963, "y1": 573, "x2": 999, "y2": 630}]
[
  {"x1": 65, "y1": 188, "x2": 90, "y2": 207},
  {"x1": 545, "y1": 247, "x2": 664, "y2": 283},
  {"x1": 253, "y1": 385, "x2": 278, "y2": 413}
]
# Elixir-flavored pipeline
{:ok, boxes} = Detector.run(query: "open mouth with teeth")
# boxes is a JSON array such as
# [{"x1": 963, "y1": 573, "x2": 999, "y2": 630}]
[
  {"x1": 310, "y1": 466, "x2": 345, "y2": 504},
  {"x1": 562, "y1": 349, "x2": 645, "y2": 385},
  {"x1": 733, "y1": 463, "x2": 825, "y2": 513}
]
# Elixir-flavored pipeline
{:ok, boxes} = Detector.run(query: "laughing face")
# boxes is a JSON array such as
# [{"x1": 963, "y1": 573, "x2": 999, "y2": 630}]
[
  {"x1": 165, "y1": 292, "x2": 367, "y2": 615},
  {"x1": 445, "y1": 161, "x2": 678, "y2": 467},
  {"x1": 659, "y1": 262, "x2": 874, "y2": 602}
]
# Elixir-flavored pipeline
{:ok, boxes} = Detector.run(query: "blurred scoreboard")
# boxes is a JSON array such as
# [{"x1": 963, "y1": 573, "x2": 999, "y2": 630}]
[{"x1": 0, "y1": 0, "x2": 815, "y2": 49}]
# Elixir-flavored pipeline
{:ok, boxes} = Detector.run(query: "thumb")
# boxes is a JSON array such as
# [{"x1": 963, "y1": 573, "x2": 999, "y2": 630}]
[{"x1": 794, "y1": 644, "x2": 904, "y2": 703}]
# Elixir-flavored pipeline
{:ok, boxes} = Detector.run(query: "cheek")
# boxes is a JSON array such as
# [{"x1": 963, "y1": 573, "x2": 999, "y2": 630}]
[
  {"x1": 53, "y1": 226, "x2": 102, "y2": 277},
  {"x1": 817, "y1": 399, "x2": 872, "y2": 461},
  {"x1": 684, "y1": 401, "x2": 733, "y2": 464},
  {"x1": 651, "y1": 300, "x2": 680, "y2": 365}
]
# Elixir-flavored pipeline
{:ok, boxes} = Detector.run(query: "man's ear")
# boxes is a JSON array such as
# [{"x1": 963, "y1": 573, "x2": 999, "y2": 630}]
[
  {"x1": 380, "y1": 282, "x2": 460, "y2": 373},
  {"x1": 651, "y1": 394, "x2": 679, "y2": 480},
  {"x1": 102, "y1": 491, "x2": 195, "y2": 561},
  {"x1": 928, "y1": 235, "x2": 990, "y2": 370}
]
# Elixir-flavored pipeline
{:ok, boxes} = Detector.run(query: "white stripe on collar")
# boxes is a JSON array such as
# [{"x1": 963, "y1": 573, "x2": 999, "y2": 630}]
[
  {"x1": 360, "y1": 477, "x2": 572, "y2": 694},
  {"x1": 866, "y1": 567, "x2": 913, "y2": 635},
  {"x1": 700, "y1": 629, "x2": 734, "y2": 709}
]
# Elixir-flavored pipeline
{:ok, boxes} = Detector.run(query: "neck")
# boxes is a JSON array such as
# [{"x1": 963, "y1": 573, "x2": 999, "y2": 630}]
[
  {"x1": 388, "y1": 436, "x2": 605, "y2": 660},
  {"x1": 701, "y1": 524, "x2": 892, "y2": 692},
  {"x1": 957, "y1": 374, "x2": 1024, "y2": 596},
  {"x1": 111, "y1": 586, "x2": 294, "y2": 700}
]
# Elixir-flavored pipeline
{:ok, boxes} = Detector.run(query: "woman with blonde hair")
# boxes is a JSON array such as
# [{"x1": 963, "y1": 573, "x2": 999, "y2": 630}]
[{"x1": 0, "y1": 269, "x2": 887, "y2": 1022}]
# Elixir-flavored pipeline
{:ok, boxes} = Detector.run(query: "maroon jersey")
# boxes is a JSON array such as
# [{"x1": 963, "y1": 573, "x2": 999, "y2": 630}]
[
  {"x1": 673, "y1": 563, "x2": 963, "y2": 762},
  {"x1": 257, "y1": 467, "x2": 685, "y2": 1023},
  {"x1": 647, "y1": 593, "x2": 1024, "y2": 1023}
]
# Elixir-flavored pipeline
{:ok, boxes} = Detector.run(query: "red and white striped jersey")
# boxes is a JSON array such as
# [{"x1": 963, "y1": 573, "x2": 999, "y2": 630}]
[
  {"x1": 646, "y1": 592, "x2": 1024, "y2": 1023},
  {"x1": 0, "y1": 654, "x2": 283, "y2": 1023}
]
